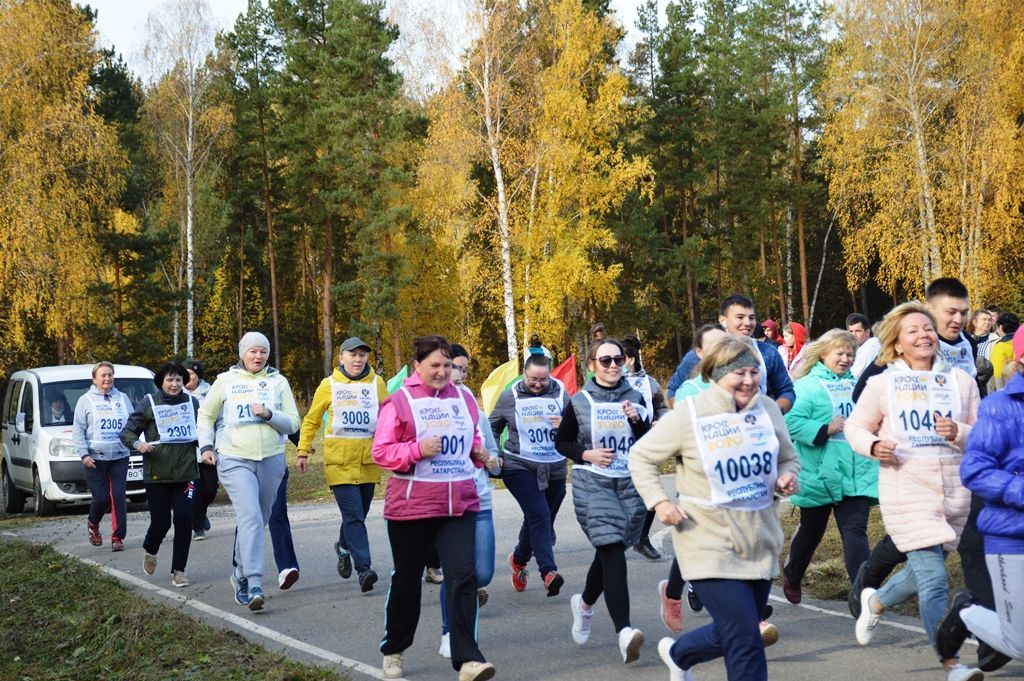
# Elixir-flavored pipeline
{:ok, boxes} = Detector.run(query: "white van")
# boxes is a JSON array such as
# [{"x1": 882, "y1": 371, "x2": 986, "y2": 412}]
[{"x1": 2, "y1": 364, "x2": 154, "y2": 515}]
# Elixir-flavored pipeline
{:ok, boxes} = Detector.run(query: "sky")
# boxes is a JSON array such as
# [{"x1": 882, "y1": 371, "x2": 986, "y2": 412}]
[{"x1": 87, "y1": 0, "x2": 658, "y2": 86}]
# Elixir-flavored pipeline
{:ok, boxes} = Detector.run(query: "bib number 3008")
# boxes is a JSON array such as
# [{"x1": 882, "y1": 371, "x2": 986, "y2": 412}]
[{"x1": 713, "y1": 451, "x2": 773, "y2": 486}]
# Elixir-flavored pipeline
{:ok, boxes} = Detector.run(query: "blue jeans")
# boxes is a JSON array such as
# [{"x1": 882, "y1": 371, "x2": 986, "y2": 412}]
[
  {"x1": 440, "y1": 509, "x2": 494, "y2": 635},
  {"x1": 875, "y1": 544, "x2": 949, "y2": 654},
  {"x1": 332, "y1": 482, "x2": 375, "y2": 571},
  {"x1": 503, "y1": 468, "x2": 565, "y2": 574},
  {"x1": 219, "y1": 453, "x2": 286, "y2": 589},
  {"x1": 670, "y1": 578, "x2": 771, "y2": 680}
]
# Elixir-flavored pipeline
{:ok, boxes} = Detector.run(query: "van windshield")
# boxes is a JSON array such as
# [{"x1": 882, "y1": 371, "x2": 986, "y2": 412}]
[{"x1": 41, "y1": 379, "x2": 155, "y2": 427}]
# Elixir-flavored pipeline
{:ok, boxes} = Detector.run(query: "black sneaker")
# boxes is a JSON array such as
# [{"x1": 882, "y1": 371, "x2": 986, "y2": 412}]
[
  {"x1": 335, "y1": 541, "x2": 352, "y2": 579},
  {"x1": 849, "y1": 561, "x2": 868, "y2": 619},
  {"x1": 358, "y1": 568, "x2": 378, "y2": 593},
  {"x1": 977, "y1": 641, "x2": 1011, "y2": 672},
  {"x1": 686, "y1": 584, "x2": 704, "y2": 613},
  {"x1": 936, "y1": 590, "x2": 975, "y2": 660},
  {"x1": 634, "y1": 538, "x2": 662, "y2": 561}
]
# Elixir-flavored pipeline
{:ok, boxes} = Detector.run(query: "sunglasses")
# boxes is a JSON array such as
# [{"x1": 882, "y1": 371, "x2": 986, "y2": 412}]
[{"x1": 597, "y1": 355, "x2": 626, "y2": 368}]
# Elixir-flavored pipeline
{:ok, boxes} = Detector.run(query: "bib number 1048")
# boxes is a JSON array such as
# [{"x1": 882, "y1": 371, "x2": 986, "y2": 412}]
[
  {"x1": 598, "y1": 435, "x2": 634, "y2": 456},
  {"x1": 714, "y1": 451, "x2": 773, "y2": 485}
]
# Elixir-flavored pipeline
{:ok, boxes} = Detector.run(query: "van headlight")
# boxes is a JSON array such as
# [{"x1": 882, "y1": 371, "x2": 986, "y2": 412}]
[{"x1": 49, "y1": 438, "x2": 78, "y2": 458}]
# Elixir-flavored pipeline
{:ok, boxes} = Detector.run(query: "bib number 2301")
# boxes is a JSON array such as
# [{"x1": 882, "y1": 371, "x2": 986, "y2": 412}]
[{"x1": 713, "y1": 450, "x2": 773, "y2": 486}]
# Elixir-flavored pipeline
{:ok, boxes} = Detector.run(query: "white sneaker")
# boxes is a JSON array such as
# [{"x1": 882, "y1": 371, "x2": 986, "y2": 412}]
[
  {"x1": 278, "y1": 568, "x2": 299, "y2": 590},
  {"x1": 618, "y1": 626, "x2": 644, "y2": 664},
  {"x1": 570, "y1": 593, "x2": 593, "y2": 644},
  {"x1": 855, "y1": 587, "x2": 882, "y2": 645},
  {"x1": 439, "y1": 632, "x2": 451, "y2": 658},
  {"x1": 658, "y1": 637, "x2": 692, "y2": 681},
  {"x1": 458, "y1": 661, "x2": 496, "y2": 681},
  {"x1": 171, "y1": 571, "x2": 190, "y2": 588},
  {"x1": 382, "y1": 653, "x2": 403, "y2": 679},
  {"x1": 946, "y1": 664, "x2": 984, "y2": 681}
]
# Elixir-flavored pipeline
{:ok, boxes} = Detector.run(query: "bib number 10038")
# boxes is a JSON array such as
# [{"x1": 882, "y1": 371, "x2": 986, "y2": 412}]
[{"x1": 713, "y1": 451, "x2": 773, "y2": 485}]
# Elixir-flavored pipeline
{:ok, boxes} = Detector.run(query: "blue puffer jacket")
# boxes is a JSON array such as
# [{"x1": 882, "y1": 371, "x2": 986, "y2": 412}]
[{"x1": 961, "y1": 371, "x2": 1024, "y2": 554}]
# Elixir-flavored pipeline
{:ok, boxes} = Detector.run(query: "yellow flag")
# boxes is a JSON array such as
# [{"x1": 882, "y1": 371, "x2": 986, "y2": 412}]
[{"x1": 479, "y1": 359, "x2": 520, "y2": 415}]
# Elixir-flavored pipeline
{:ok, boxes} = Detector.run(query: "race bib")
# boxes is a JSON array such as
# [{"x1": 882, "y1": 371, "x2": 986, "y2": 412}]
[
  {"x1": 626, "y1": 375, "x2": 654, "y2": 421},
  {"x1": 89, "y1": 396, "x2": 128, "y2": 444},
  {"x1": 399, "y1": 388, "x2": 476, "y2": 482},
  {"x1": 818, "y1": 377, "x2": 854, "y2": 442},
  {"x1": 938, "y1": 335, "x2": 977, "y2": 378},
  {"x1": 687, "y1": 398, "x2": 779, "y2": 510},
  {"x1": 149, "y1": 395, "x2": 197, "y2": 443},
  {"x1": 224, "y1": 379, "x2": 274, "y2": 426},
  {"x1": 887, "y1": 371, "x2": 961, "y2": 457},
  {"x1": 513, "y1": 395, "x2": 562, "y2": 462},
  {"x1": 580, "y1": 391, "x2": 633, "y2": 478},
  {"x1": 328, "y1": 380, "x2": 378, "y2": 439}
]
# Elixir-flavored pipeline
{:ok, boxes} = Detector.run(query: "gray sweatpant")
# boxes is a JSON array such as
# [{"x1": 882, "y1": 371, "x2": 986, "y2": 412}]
[
  {"x1": 961, "y1": 553, "x2": 1024, "y2": 661},
  {"x1": 217, "y1": 453, "x2": 286, "y2": 589}
]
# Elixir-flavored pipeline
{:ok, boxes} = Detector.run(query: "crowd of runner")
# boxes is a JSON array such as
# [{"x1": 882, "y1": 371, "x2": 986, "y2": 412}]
[{"x1": 70, "y1": 277, "x2": 1024, "y2": 681}]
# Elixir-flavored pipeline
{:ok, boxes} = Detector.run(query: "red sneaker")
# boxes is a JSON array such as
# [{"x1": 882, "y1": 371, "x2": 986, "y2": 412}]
[
  {"x1": 542, "y1": 571, "x2": 564, "y2": 597},
  {"x1": 87, "y1": 521, "x2": 102, "y2": 547},
  {"x1": 111, "y1": 537, "x2": 124, "y2": 552},
  {"x1": 658, "y1": 579, "x2": 683, "y2": 633},
  {"x1": 508, "y1": 553, "x2": 528, "y2": 592}
]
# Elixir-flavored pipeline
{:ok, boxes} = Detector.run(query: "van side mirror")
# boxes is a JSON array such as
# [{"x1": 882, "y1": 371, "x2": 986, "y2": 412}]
[{"x1": 15, "y1": 413, "x2": 26, "y2": 434}]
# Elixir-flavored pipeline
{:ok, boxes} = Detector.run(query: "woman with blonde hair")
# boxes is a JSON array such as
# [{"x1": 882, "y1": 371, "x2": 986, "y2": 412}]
[
  {"x1": 781, "y1": 330, "x2": 878, "y2": 605},
  {"x1": 631, "y1": 336, "x2": 800, "y2": 681},
  {"x1": 845, "y1": 302, "x2": 982, "y2": 681}
]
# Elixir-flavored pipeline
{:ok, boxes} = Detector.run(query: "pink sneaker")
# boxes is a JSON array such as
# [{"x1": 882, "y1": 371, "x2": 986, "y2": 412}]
[{"x1": 659, "y1": 579, "x2": 683, "y2": 633}]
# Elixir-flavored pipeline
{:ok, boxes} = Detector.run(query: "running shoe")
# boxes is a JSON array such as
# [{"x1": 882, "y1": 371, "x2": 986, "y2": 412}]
[
  {"x1": 634, "y1": 538, "x2": 662, "y2": 561},
  {"x1": 945, "y1": 664, "x2": 984, "y2": 681},
  {"x1": 659, "y1": 579, "x2": 683, "y2": 633},
  {"x1": 278, "y1": 568, "x2": 299, "y2": 590},
  {"x1": 382, "y1": 653, "x2": 403, "y2": 679},
  {"x1": 439, "y1": 632, "x2": 451, "y2": 658},
  {"x1": 760, "y1": 621, "x2": 779, "y2": 647},
  {"x1": 477, "y1": 588, "x2": 489, "y2": 608},
  {"x1": 855, "y1": 587, "x2": 881, "y2": 645},
  {"x1": 618, "y1": 627, "x2": 644, "y2": 664},
  {"x1": 508, "y1": 552, "x2": 528, "y2": 592},
  {"x1": 358, "y1": 568, "x2": 378, "y2": 593},
  {"x1": 143, "y1": 552, "x2": 157, "y2": 576},
  {"x1": 111, "y1": 536, "x2": 124, "y2": 552},
  {"x1": 248, "y1": 585, "x2": 265, "y2": 612},
  {"x1": 87, "y1": 521, "x2": 102, "y2": 546},
  {"x1": 936, "y1": 590, "x2": 974, "y2": 660},
  {"x1": 193, "y1": 529, "x2": 206, "y2": 541},
  {"x1": 231, "y1": 573, "x2": 251, "y2": 606},
  {"x1": 783, "y1": 575, "x2": 802, "y2": 604},
  {"x1": 171, "y1": 571, "x2": 190, "y2": 588},
  {"x1": 334, "y1": 541, "x2": 352, "y2": 579},
  {"x1": 203, "y1": 515, "x2": 211, "y2": 531},
  {"x1": 658, "y1": 637, "x2": 691, "y2": 681},
  {"x1": 542, "y1": 571, "x2": 564, "y2": 597},
  {"x1": 686, "y1": 583, "x2": 703, "y2": 613},
  {"x1": 425, "y1": 566, "x2": 443, "y2": 584},
  {"x1": 570, "y1": 593, "x2": 592, "y2": 644},
  {"x1": 457, "y1": 661, "x2": 496, "y2": 681}
]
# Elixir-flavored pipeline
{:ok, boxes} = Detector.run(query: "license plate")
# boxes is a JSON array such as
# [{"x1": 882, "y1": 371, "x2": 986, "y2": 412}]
[{"x1": 127, "y1": 468, "x2": 142, "y2": 482}]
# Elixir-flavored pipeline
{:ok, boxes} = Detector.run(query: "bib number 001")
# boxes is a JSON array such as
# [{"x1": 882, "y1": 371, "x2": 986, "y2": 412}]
[
  {"x1": 713, "y1": 451, "x2": 773, "y2": 486},
  {"x1": 439, "y1": 435, "x2": 465, "y2": 457}
]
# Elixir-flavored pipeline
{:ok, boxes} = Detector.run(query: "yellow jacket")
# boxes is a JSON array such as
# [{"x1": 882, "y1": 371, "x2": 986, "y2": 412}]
[
  {"x1": 991, "y1": 339, "x2": 1015, "y2": 392},
  {"x1": 298, "y1": 368, "x2": 386, "y2": 486}
]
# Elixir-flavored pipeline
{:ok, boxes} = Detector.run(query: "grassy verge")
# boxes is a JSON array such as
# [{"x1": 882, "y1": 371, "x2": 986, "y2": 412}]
[{"x1": 0, "y1": 539, "x2": 348, "y2": 681}]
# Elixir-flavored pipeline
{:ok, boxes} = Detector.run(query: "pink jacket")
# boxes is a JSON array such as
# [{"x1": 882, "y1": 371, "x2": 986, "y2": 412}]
[
  {"x1": 372, "y1": 373, "x2": 483, "y2": 521},
  {"x1": 845, "y1": 361, "x2": 979, "y2": 552}
]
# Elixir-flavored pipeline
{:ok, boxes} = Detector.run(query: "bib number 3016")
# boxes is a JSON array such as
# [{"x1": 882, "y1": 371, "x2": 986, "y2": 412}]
[{"x1": 713, "y1": 451, "x2": 773, "y2": 486}]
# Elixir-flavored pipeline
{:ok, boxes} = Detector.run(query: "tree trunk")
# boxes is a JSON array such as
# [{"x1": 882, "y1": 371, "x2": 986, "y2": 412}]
[
  {"x1": 257, "y1": 107, "x2": 281, "y2": 369},
  {"x1": 186, "y1": 104, "x2": 195, "y2": 358},
  {"x1": 383, "y1": 230, "x2": 402, "y2": 372},
  {"x1": 790, "y1": 48, "x2": 810, "y2": 326},
  {"x1": 322, "y1": 221, "x2": 334, "y2": 376},
  {"x1": 770, "y1": 196, "x2": 786, "y2": 322},
  {"x1": 908, "y1": 89, "x2": 939, "y2": 285},
  {"x1": 238, "y1": 219, "x2": 244, "y2": 338}
]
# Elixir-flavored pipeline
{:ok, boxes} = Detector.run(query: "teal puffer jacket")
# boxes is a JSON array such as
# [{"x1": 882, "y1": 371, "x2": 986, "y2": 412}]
[{"x1": 784, "y1": 362, "x2": 878, "y2": 507}]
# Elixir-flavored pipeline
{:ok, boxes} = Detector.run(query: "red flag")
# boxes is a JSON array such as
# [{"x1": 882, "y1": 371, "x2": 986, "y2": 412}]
[{"x1": 551, "y1": 355, "x2": 578, "y2": 396}]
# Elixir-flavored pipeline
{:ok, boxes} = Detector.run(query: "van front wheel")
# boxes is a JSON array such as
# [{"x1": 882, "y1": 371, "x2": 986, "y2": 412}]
[
  {"x1": 33, "y1": 469, "x2": 57, "y2": 516},
  {"x1": 3, "y1": 463, "x2": 27, "y2": 514}
]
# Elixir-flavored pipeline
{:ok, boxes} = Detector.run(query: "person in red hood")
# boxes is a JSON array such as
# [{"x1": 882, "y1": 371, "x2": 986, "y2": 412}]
[
  {"x1": 372, "y1": 335, "x2": 496, "y2": 681},
  {"x1": 781, "y1": 322, "x2": 809, "y2": 377},
  {"x1": 762, "y1": 319, "x2": 783, "y2": 346}
]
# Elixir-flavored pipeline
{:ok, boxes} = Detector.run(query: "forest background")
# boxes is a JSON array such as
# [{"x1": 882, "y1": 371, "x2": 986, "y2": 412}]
[{"x1": 2, "y1": 0, "x2": 1023, "y2": 401}]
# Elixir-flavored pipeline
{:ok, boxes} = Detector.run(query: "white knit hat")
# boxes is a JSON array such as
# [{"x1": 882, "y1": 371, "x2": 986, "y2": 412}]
[{"x1": 238, "y1": 331, "x2": 271, "y2": 358}]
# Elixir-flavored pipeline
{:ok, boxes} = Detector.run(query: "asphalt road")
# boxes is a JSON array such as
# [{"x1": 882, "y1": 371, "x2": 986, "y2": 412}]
[{"x1": 6, "y1": 483, "x2": 1022, "y2": 681}]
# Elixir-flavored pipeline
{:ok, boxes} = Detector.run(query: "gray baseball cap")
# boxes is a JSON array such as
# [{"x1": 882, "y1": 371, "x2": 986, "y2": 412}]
[{"x1": 339, "y1": 337, "x2": 371, "y2": 353}]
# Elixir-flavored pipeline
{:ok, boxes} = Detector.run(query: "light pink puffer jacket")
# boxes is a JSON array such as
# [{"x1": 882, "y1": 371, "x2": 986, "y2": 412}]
[{"x1": 845, "y1": 361, "x2": 979, "y2": 553}]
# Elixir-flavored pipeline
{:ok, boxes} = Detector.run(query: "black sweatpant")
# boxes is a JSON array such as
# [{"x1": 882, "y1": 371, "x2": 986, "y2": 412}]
[
  {"x1": 582, "y1": 542, "x2": 631, "y2": 632},
  {"x1": 192, "y1": 461, "x2": 219, "y2": 532},
  {"x1": 85, "y1": 456, "x2": 129, "y2": 540},
  {"x1": 143, "y1": 481, "x2": 195, "y2": 573},
  {"x1": 784, "y1": 496, "x2": 872, "y2": 585},
  {"x1": 862, "y1": 494, "x2": 994, "y2": 609},
  {"x1": 381, "y1": 513, "x2": 484, "y2": 670}
]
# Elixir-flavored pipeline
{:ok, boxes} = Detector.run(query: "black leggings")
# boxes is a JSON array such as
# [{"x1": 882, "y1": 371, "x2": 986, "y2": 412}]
[
  {"x1": 784, "y1": 496, "x2": 872, "y2": 585},
  {"x1": 582, "y1": 542, "x2": 631, "y2": 632},
  {"x1": 143, "y1": 481, "x2": 195, "y2": 573},
  {"x1": 640, "y1": 509, "x2": 656, "y2": 541}
]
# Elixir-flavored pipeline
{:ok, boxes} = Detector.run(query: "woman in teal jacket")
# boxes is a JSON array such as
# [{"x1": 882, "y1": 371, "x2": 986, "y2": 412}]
[{"x1": 782, "y1": 329, "x2": 878, "y2": 604}]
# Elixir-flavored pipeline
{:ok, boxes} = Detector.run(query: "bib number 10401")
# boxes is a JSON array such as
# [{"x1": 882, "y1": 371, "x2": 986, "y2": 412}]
[
  {"x1": 713, "y1": 451, "x2": 773, "y2": 486},
  {"x1": 898, "y1": 409, "x2": 951, "y2": 432}
]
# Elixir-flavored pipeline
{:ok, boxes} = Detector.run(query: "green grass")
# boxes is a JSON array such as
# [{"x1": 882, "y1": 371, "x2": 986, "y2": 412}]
[{"x1": 0, "y1": 539, "x2": 349, "y2": 681}]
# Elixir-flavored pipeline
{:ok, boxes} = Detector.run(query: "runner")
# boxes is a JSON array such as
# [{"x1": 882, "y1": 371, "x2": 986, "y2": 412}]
[
  {"x1": 779, "y1": 322, "x2": 808, "y2": 377},
  {"x1": 557, "y1": 338, "x2": 651, "y2": 664},
  {"x1": 621, "y1": 333, "x2": 668, "y2": 561},
  {"x1": 372, "y1": 335, "x2": 495, "y2": 681},
  {"x1": 119, "y1": 361, "x2": 201, "y2": 587},
  {"x1": 183, "y1": 358, "x2": 216, "y2": 540},
  {"x1": 629, "y1": 336, "x2": 800, "y2": 681},
  {"x1": 844, "y1": 302, "x2": 983, "y2": 681},
  {"x1": 490, "y1": 342, "x2": 569, "y2": 597},
  {"x1": 72, "y1": 361, "x2": 135, "y2": 551},
  {"x1": 438, "y1": 343, "x2": 500, "y2": 658},
  {"x1": 297, "y1": 337, "x2": 386, "y2": 593},
  {"x1": 781, "y1": 330, "x2": 877, "y2": 603},
  {"x1": 197, "y1": 331, "x2": 301, "y2": 613}
]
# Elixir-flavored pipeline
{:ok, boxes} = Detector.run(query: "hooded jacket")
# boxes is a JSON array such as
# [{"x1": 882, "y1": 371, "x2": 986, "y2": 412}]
[
  {"x1": 298, "y1": 366, "x2": 386, "y2": 486},
  {"x1": 371, "y1": 373, "x2": 484, "y2": 521},
  {"x1": 119, "y1": 391, "x2": 200, "y2": 483},
  {"x1": 784, "y1": 361, "x2": 878, "y2": 507},
  {"x1": 779, "y1": 322, "x2": 808, "y2": 376},
  {"x1": 489, "y1": 378, "x2": 569, "y2": 478},
  {"x1": 197, "y1": 364, "x2": 300, "y2": 461},
  {"x1": 72, "y1": 386, "x2": 134, "y2": 461},
  {"x1": 960, "y1": 371, "x2": 1024, "y2": 554}
]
